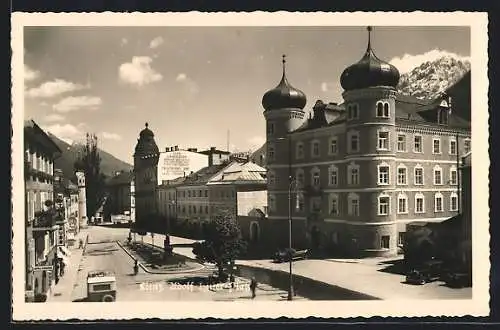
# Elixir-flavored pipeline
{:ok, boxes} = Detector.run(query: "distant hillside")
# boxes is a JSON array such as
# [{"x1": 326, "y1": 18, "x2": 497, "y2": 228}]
[{"x1": 48, "y1": 133, "x2": 133, "y2": 181}]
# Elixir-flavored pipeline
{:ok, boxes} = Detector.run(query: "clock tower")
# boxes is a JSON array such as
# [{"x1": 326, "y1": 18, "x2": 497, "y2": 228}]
[{"x1": 133, "y1": 123, "x2": 160, "y2": 232}]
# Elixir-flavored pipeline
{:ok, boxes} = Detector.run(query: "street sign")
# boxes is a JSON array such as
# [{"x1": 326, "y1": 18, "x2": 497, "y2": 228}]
[{"x1": 34, "y1": 265, "x2": 53, "y2": 271}]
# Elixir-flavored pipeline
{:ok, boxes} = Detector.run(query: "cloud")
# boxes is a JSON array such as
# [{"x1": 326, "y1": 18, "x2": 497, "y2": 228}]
[
  {"x1": 44, "y1": 113, "x2": 65, "y2": 123},
  {"x1": 247, "y1": 136, "x2": 266, "y2": 150},
  {"x1": 118, "y1": 56, "x2": 163, "y2": 87},
  {"x1": 52, "y1": 96, "x2": 102, "y2": 113},
  {"x1": 26, "y1": 79, "x2": 89, "y2": 98},
  {"x1": 121, "y1": 38, "x2": 128, "y2": 46},
  {"x1": 42, "y1": 123, "x2": 86, "y2": 144},
  {"x1": 149, "y1": 36, "x2": 164, "y2": 49},
  {"x1": 389, "y1": 49, "x2": 471, "y2": 74},
  {"x1": 100, "y1": 132, "x2": 122, "y2": 141},
  {"x1": 175, "y1": 73, "x2": 187, "y2": 82},
  {"x1": 25, "y1": 65, "x2": 40, "y2": 82}
]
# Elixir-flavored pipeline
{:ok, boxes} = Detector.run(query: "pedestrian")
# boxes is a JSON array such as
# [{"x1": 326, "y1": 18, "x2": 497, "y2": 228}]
[
  {"x1": 79, "y1": 239, "x2": 83, "y2": 249},
  {"x1": 250, "y1": 277, "x2": 257, "y2": 299},
  {"x1": 60, "y1": 260, "x2": 65, "y2": 277}
]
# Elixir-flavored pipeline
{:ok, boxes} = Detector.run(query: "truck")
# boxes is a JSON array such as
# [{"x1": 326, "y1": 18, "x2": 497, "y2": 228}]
[{"x1": 87, "y1": 270, "x2": 117, "y2": 302}]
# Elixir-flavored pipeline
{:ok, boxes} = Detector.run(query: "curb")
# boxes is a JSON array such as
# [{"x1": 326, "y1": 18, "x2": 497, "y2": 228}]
[{"x1": 115, "y1": 240, "x2": 206, "y2": 275}]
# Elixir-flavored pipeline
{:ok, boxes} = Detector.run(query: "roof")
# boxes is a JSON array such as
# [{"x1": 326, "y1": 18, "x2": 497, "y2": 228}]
[
  {"x1": 208, "y1": 161, "x2": 266, "y2": 185},
  {"x1": 24, "y1": 119, "x2": 62, "y2": 157},
  {"x1": 181, "y1": 163, "x2": 228, "y2": 186},
  {"x1": 159, "y1": 176, "x2": 187, "y2": 187},
  {"x1": 198, "y1": 149, "x2": 231, "y2": 155}
]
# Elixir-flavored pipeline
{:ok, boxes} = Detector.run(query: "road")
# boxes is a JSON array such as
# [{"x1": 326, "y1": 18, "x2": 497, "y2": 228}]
[{"x1": 69, "y1": 226, "x2": 304, "y2": 302}]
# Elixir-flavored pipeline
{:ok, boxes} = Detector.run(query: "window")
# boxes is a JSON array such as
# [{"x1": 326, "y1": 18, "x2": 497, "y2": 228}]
[
  {"x1": 449, "y1": 138, "x2": 457, "y2": 155},
  {"x1": 328, "y1": 165, "x2": 338, "y2": 186},
  {"x1": 188, "y1": 191, "x2": 191, "y2": 198},
  {"x1": 348, "y1": 193, "x2": 360, "y2": 216},
  {"x1": 414, "y1": 166, "x2": 424, "y2": 185},
  {"x1": 381, "y1": 235, "x2": 390, "y2": 249},
  {"x1": 434, "y1": 193, "x2": 443, "y2": 212},
  {"x1": 450, "y1": 166, "x2": 458, "y2": 185},
  {"x1": 397, "y1": 165, "x2": 407, "y2": 185},
  {"x1": 378, "y1": 194, "x2": 390, "y2": 215},
  {"x1": 397, "y1": 134, "x2": 406, "y2": 152},
  {"x1": 433, "y1": 138, "x2": 441, "y2": 154},
  {"x1": 329, "y1": 137, "x2": 338, "y2": 155},
  {"x1": 267, "y1": 122, "x2": 275, "y2": 135},
  {"x1": 450, "y1": 192, "x2": 458, "y2": 211},
  {"x1": 311, "y1": 197, "x2": 322, "y2": 213},
  {"x1": 377, "y1": 131, "x2": 389, "y2": 150},
  {"x1": 268, "y1": 171, "x2": 276, "y2": 185},
  {"x1": 438, "y1": 109, "x2": 449, "y2": 125},
  {"x1": 296, "y1": 142, "x2": 304, "y2": 159},
  {"x1": 348, "y1": 131, "x2": 360, "y2": 153},
  {"x1": 205, "y1": 190, "x2": 208, "y2": 197},
  {"x1": 376, "y1": 101, "x2": 390, "y2": 118},
  {"x1": 268, "y1": 145, "x2": 275, "y2": 161},
  {"x1": 397, "y1": 193, "x2": 408, "y2": 214},
  {"x1": 269, "y1": 195, "x2": 276, "y2": 212},
  {"x1": 347, "y1": 103, "x2": 359, "y2": 120},
  {"x1": 296, "y1": 193, "x2": 304, "y2": 211},
  {"x1": 311, "y1": 140, "x2": 320, "y2": 158},
  {"x1": 415, "y1": 193, "x2": 425, "y2": 213},
  {"x1": 398, "y1": 232, "x2": 406, "y2": 246},
  {"x1": 311, "y1": 168, "x2": 321, "y2": 187},
  {"x1": 414, "y1": 135, "x2": 423, "y2": 153},
  {"x1": 434, "y1": 165, "x2": 443, "y2": 185},
  {"x1": 296, "y1": 169, "x2": 305, "y2": 187},
  {"x1": 329, "y1": 194, "x2": 339, "y2": 216},
  {"x1": 464, "y1": 139, "x2": 471, "y2": 154},
  {"x1": 378, "y1": 163, "x2": 390, "y2": 185},
  {"x1": 188, "y1": 205, "x2": 192, "y2": 213},
  {"x1": 347, "y1": 163, "x2": 360, "y2": 185},
  {"x1": 205, "y1": 205, "x2": 209, "y2": 213}
]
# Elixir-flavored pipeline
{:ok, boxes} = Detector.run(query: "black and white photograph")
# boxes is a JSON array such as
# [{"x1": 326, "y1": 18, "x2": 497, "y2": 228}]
[{"x1": 11, "y1": 12, "x2": 489, "y2": 320}]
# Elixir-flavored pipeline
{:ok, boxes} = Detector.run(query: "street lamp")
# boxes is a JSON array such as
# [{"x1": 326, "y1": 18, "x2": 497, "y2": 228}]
[{"x1": 276, "y1": 135, "x2": 296, "y2": 301}]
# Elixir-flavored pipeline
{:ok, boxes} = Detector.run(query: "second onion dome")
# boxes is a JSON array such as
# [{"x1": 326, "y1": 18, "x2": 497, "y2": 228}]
[{"x1": 340, "y1": 26, "x2": 400, "y2": 91}]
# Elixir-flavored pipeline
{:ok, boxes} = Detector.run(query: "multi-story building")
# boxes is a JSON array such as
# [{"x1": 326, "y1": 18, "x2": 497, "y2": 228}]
[
  {"x1": 157, "y1": 146, "x2": 209, "y2": 185},
  {"x1": 198, "y1": 147, "x2": 231, "y2": 166},
  {"x1": 24, "y1": 119, "x2": 62, "y2": 301},
  {"x1": 105, "y1": 170, "x2": 133, "y2": 217},
  {"x1": 261, "y1": 27, "x2": 471, "y2": 257}
]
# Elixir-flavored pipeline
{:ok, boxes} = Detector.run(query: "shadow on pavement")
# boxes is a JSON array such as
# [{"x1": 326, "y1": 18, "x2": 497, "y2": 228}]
[{"x1": 377, "y1": 259, "x2": 408, "y2": 275}]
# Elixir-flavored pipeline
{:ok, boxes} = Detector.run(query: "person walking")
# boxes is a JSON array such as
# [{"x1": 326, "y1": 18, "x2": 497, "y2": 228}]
[{"x1": 250, "y1": 277, "x2": 257, "y2": 299}]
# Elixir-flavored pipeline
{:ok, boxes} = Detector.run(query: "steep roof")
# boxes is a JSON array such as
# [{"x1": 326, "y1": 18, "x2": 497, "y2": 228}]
[
  {"x1": 208, "y1": 161, "x2": 266, "y2": 185},
  {"x1": 181, "y1": 163, "x2": 228, "y2": 186},
  {"x1": 24, "y1": 119, "x2": 62, "y2": 157}
]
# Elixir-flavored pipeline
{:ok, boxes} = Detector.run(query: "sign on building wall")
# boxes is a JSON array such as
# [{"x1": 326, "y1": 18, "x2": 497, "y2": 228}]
[{"x1": 158, "y1": 151, "x2": 208, "y2": 184}]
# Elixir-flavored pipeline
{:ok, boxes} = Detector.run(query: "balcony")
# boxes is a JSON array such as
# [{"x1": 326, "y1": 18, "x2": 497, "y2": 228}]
[
  {"x1": 32, "y1": 210, "x2": 58, "y2": 232},
  {"x1": 303, "y1": 185, "x2": 323, "y2": 196}
]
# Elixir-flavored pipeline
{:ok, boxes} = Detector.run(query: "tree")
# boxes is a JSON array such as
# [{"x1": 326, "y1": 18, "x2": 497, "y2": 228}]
[
  {"x1": 192, "y1": 210, "x2": 247, "y2": 280},
  {"x1": 74, "y1": 133, "x2": 107, "y2": 218}
]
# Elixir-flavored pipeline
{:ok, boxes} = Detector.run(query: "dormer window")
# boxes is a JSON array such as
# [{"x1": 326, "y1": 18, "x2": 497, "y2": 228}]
[
  {"x1": 376, "y1": 101, "x2": 390, "y2": 118},
  {"x1": 347, "y1": 103, "x2": 359, "y2": 120},
  {"x1": 437, "y1": 108, "x2": 449, "y2": 125}
]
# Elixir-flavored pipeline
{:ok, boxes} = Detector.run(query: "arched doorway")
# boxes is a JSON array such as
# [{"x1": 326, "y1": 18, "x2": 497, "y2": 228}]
[
  {"x1": 42, "y1": 271, "x2": 47, "y2": 293},
  {"x1": 250, "y1": 222, "x2": 260, "y2": 243}
]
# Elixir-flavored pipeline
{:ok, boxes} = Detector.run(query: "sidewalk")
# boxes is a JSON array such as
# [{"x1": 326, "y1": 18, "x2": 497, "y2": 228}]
[{"x1": 49, "y1": 229, "x2": 89, "y2": 302}]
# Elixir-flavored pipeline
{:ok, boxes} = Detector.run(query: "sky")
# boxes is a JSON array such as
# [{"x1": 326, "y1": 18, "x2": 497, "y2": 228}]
[{"x1": 23, "y1": 26, "x2": 470, "y2": 164}]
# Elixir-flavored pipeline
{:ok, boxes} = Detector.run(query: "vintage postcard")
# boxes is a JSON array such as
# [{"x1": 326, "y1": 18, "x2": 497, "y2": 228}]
[{"x1": 11, "y1": 12, "x2": 490, "y2": 320}]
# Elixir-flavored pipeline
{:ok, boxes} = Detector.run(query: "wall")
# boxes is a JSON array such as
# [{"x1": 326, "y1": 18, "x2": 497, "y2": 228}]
[
  {"x1": 237, "y1": 190, "x2": 267, "y2": 216},
  {"x1": 158, "y1": 151, "x2": 209, "y2": 185}
]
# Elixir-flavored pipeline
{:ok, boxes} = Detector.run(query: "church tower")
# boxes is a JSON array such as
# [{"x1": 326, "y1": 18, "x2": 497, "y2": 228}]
[
  {"x1": 340, "y1": 27, "x2": 401, "y2": 256},
  {"x1": 262, "y1": 55, "x2": 307, "y2": 248},
  {"x1": 133, "y1": 123, "x2": 160, "y2": 232}
]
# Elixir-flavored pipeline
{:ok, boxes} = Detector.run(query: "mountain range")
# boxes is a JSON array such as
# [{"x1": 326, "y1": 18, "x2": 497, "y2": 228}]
[
  {"x1": 48, "y1": 132, "x2": 133, "y2": 183},
  {"x1": 397, "y1": 55, "x2": 471, "y2": 100}
]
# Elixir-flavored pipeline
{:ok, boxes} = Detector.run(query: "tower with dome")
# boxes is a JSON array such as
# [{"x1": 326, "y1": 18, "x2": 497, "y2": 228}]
[{"x1": 262, "y1": 27, "x2": 471, "y2": 257}]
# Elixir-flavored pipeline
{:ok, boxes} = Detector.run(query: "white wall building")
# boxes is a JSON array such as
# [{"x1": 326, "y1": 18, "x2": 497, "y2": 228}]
[{"x1": 157, "y1": 147, "x2": 209, "y2": 185}]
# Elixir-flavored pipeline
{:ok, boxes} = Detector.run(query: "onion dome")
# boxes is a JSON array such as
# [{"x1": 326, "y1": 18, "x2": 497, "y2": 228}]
[
  {"x1": 340, "y1": 26, "x2": 400, "y2": 91},
  {"x1": 262, "y1": 55, "x2": 307, "y2": 111},
  {"x1": 134, "y1": 122, "x2": 160, "y2": 162}
]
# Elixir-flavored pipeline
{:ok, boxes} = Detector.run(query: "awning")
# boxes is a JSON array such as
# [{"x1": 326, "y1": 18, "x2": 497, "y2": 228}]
[{"x1": 59, "y1": 246, "x2": 71, "y2": 257}]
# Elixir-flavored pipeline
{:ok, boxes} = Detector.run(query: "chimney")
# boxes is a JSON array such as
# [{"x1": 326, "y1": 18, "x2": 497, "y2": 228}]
[
  {"x1": 210, "y1": 147, "x2": 216, "y2": 152},
  {"x1": 165, "y1": 147, "x2": 169, "y2": 152},
  {"x1": 192, "y1": 148, "x2": 197, "y2": 152},
  {"x1": 175, "y1": 146, "x2": 179, "y2": 151}
]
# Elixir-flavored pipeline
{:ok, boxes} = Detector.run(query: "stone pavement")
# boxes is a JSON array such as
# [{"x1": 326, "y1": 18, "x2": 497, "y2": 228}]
[{"x1": 49, "y1": 229, "x2": 89, "y2": 302}]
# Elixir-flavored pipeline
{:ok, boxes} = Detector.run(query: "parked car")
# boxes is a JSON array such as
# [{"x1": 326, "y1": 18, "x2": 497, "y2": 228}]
[
  {"x1": 273, "y1": 248, "x2": 309, "y2": 263},
  {"x1": 87, "y1": 270, "x2": 117, "y2": 302}
]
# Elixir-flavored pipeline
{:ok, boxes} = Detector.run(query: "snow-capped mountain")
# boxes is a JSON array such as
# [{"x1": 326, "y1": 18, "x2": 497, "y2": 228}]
[{"x1": 397, "y1": 56, "x2": 471, "y2": 100}]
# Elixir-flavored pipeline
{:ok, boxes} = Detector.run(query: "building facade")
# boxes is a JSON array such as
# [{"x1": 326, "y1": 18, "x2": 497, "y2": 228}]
[
  {"x1": 105, "y1": 170, "x2": 133, "y2": 218},
  {"x1": 158, "y1": 147, "x2": 209, "y2": 185},
  {"x1": 262, "y1": 28, "x2": 471, "y2": 257},
  {"x1": 133, "y1": 123, "x2": 160, "y2": 232},
  {"x1": 24, "y1": 119, "x2": 62, "y2": 301}
]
